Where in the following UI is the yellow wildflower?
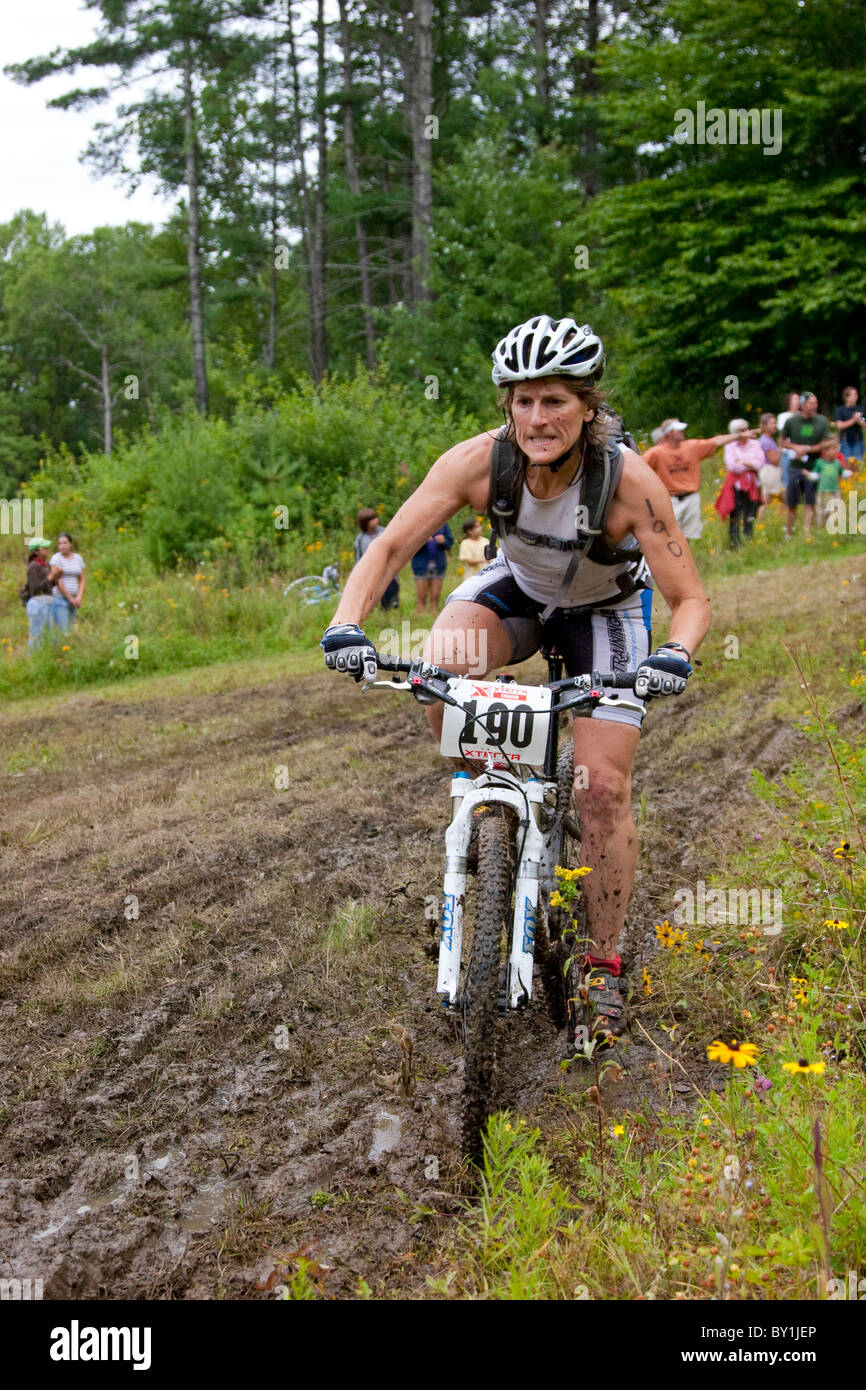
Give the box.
[782,1059,825,1075]
[555,865,592,881]
[707,1039,759,1068]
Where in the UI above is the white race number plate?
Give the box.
[440,680,552,765]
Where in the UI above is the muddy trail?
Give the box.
[0,625,833,1299]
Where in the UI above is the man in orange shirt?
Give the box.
[643,418,756,540]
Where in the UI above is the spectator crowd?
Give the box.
[643,388,862,547]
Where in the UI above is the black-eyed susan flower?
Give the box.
[642,968,652,996]
[707,1039,759,1068]
[833,842,853,860]
[782,1058,826,1075]
[824,918,849,930]
[655,920,673,946]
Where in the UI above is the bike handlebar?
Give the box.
[375,651,637,687]
[371,652,647,709]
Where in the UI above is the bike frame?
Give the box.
[367,654,644,1014]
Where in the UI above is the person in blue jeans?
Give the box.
[23,538,56,646]
[834,386,864,465]
[776,390,801,490]
[49,532,86,632]
[411,523,453,614]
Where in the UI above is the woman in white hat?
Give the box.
[721,418,763,546]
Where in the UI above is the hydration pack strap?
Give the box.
[539,548,585,623]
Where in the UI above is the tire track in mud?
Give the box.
[0,660,837,1299]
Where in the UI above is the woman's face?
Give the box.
[510,378,594,465]
[58,536,72,555]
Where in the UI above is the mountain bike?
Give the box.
[364,650,645,1160]
[283,563,341,605]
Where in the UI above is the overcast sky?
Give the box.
[1,1,177,236]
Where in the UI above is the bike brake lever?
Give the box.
[597,692,645,715]
[362,675,412,691]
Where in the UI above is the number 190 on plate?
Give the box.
[440,680,552,765]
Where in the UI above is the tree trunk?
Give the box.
[101,343,112,454]
[182,45,209,415]
[534,0,549,137]
[338,0,376,369]
[407,0,433,304]
[287,1,326,381]
[311,0,328,379]
[265,53,279,371]
[583,0,600,198]
[266,155,278,370]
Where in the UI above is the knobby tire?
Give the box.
[460,812,514,1162]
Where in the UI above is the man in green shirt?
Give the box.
[780,393,829,538]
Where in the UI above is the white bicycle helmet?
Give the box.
[491,315,605,386]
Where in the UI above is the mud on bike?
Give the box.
[363,649,647,1160]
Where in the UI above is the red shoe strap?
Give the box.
[584,953,622,977]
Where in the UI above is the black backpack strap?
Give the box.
[581,441,624,537]
[486,432,524,528]
[486,431,525,559]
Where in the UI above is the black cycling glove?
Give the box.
[634,644,693,698]
[321,623,377,682]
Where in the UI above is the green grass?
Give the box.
[324,901,376,955]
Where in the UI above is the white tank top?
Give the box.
[499,458,648,607]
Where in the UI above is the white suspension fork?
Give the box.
[508,779,547,1009]
[436,772,473,1006]
[436,773,551,1010]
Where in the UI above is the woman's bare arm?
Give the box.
[331,433,493,626]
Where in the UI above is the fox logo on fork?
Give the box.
[440,893,456,951]
[522,896,537,955]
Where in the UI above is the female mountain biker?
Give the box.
[321,315,711,1041]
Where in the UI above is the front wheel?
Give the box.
[460,812,514,1162]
